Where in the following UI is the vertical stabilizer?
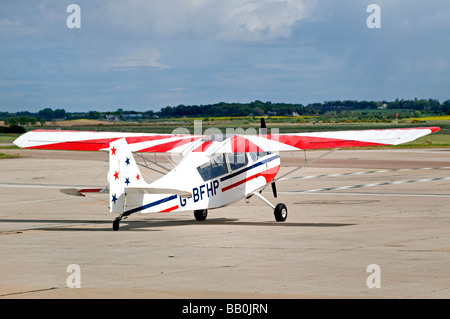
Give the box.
[109,138,146,213]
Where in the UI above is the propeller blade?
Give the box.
[260,118,267,135]
[260,117,267,129]
[271,182,277,198]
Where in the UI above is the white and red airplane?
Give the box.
[13,120,440,230]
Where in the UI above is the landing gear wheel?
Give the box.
[274,203,287,222]
[113,217,121,231]
[194,209,208,221]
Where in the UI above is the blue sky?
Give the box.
[0,0,449,112]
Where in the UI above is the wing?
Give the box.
[13,129,204,153]
[14,127,440,154]
[210,127,441,153]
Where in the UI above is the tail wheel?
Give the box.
[194,209,208,221]
[274,203,287,222]
[113,218,121,231]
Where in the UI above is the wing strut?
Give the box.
[135,152,171,175]
[275,147,341,182]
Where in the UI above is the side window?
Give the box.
[249,151,272,162]
[197,154,228,181]
[228,153,248,171]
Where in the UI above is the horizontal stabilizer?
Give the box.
[60,187,108,197]
[125,186,191,198]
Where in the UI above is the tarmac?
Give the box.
[0,147,449,299]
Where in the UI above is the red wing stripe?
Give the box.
[192,141,214,152]
[275,135,385,150]
[138,136,202,152]
[26,135,180,152]
[231,136,263,153]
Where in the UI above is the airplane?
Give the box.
[13,120,440,231]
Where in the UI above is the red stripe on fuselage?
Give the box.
[222,165,280,192]
[159,205,179,213]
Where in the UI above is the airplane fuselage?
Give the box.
[123,151,280,215]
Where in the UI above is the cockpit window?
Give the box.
[197,154,228,181]
[249,151,272,162]
[228,153,248,171]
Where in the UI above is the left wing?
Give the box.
[14,129,204,153]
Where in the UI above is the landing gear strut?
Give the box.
[251,191,288,222]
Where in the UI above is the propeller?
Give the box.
[260,118,277,198]
[260,117,267,133]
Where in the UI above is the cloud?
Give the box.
[104,0,316,42]
[218,0,316,41]
[103,48,170,70]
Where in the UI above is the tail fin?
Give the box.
[109,138,191,215]
[109,138,147,213]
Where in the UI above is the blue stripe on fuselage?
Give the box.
[123,194,177,216]
[220,154,280,182]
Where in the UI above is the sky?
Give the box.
[0,0,449,113]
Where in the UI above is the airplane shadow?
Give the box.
[0,218,355,232]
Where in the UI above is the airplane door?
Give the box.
[226,153,249,192]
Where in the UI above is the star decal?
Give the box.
[125,157,130,166]
[136,174,140,181]
[111,194,117,204]
[113,170,119,180]
[125,177,130,186]
[111,146,117,155]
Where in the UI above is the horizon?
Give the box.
[2,98,449,115]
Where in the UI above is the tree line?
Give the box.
[1,99,449,124]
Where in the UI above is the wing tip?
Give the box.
[429,127,441,133]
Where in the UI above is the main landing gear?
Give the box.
[194,209,208,221]
[250,191,288,222]
[274,203,288,222]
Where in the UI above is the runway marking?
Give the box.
[280,167,450,181]
[0,182,99,189]
[277,191,450,198]
[0,197,75,206]
[433,247,450,252]
[277,176,450,194]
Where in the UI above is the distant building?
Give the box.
[105,115,120,121]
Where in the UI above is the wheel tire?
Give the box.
[113,218,120,231]
[194,209,208,221]
[274,203,287,222]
